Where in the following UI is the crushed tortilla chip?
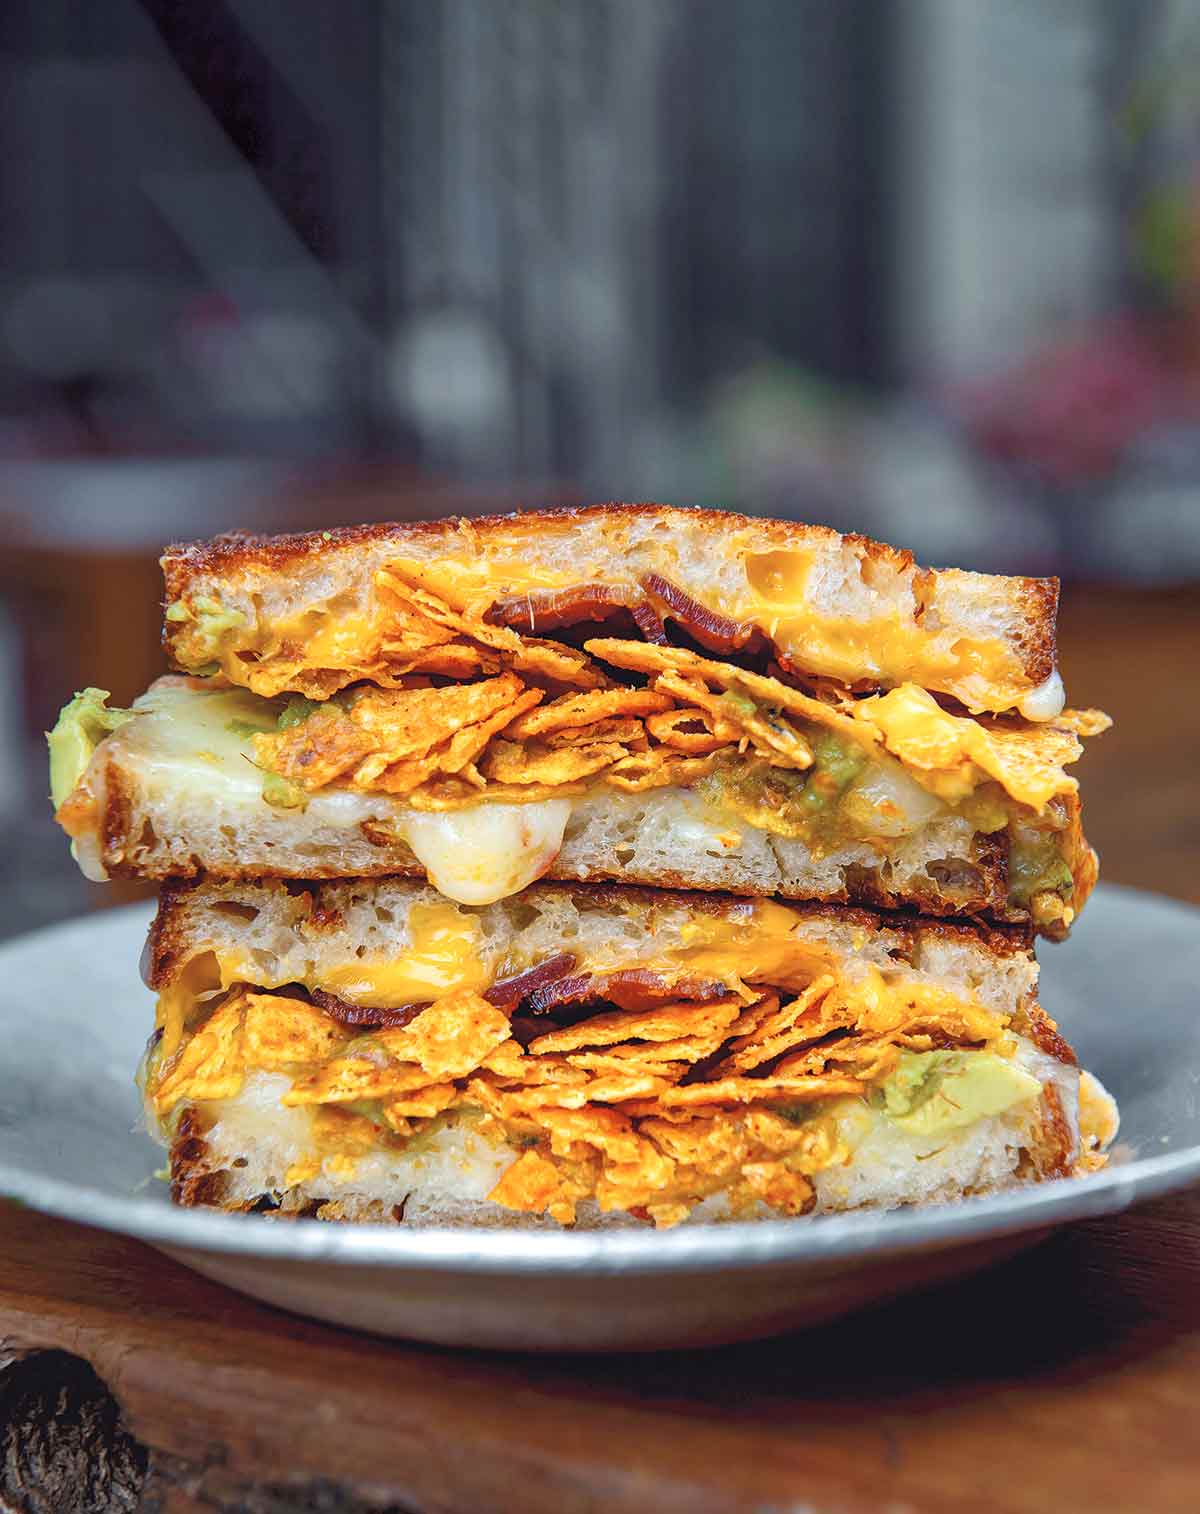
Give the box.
[282,1057,438,1107]
[242,993,351,1070]
[376,990,512,1080]
[154,995,247,1113]
[504,686,673,740]
[527,996,743,1054]
[487,1149,587,1226]
[480,738,630,787]
[645,705,740,754]
[545,717,647,748]
[382,1082,460,1121]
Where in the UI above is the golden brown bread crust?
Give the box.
[143,874,1035,993]
[162,504,906,579]
[160,502,1060,693]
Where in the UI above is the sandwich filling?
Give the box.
[53,570,1106,928]
[142,893,1114,1228]
[161,515,1065,719]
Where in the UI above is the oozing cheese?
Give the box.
[76,680,573,904]
[402,801,571,905]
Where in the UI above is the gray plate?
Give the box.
[1,883,1198,1350]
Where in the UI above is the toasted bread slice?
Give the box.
[142,877,1116,1229]
[161,503,1064,718]
[55,678,1098,937]
[57,680,1098,936]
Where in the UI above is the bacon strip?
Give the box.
[525,973,596,1015]
[309,989,422,1030]
[630,602,669,645]
[524,968,729,1016]
[485,586,641,634]
[600,969,727,1011]
[483,953,578,1012]
[641,573,761,655]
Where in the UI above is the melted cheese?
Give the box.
[318,902,489,1005]
[276,610,377,667]
[191,892,1010,1036]
[155,982,192,1062]
[854,685,1080,811]
[1019,670,1065,722]
[383,555,575,614]
[176,539,1051,716]
[402,801,571,905]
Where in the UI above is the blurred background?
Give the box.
[2,0,1198,934]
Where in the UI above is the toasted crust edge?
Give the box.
[143,874,1036,992]
[160,502,1060,689]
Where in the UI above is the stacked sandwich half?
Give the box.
[50,505,1117,1228]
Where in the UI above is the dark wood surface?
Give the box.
[1,584,1198,1513]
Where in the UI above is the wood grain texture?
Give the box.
[2,1194,1200,1514]
[0,586,1196,1513]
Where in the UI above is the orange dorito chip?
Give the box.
[349,674,535,779]
[531,1105,644,1164]
[154,995,247,1113]
[495,1072,676,1113]
[254,707,377,790]
[652,671,812,769]
[528,997,744,1055]
[565,1047,692,1073]
[739,1162,815,1216]
[381,643,500,680]
[645,706,739,755]
[488,1150,588,1225]
[655,1072,862,1108]
[714,977,840,1074]
[242,994,351,1071]
[378,991,513,1081]
[604,751,720,791]
[545,717,647,748]
[507,638,610,691]
[382,1082,460,1122]
[637,1113,751,1169]
[369,687,545,796]
[480,738,629,787]
[480,1042,529,1079]
[587,637,874,756]
[254,673,543,797]
[282,1057,437,1107]
[504,686,673,740]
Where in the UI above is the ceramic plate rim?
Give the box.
[3,885,1199,1277]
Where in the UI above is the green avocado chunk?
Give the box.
[877,1049,1042,1137]
[1009,835,1074,906]
[47,688,136,810]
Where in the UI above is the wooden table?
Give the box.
[1,585,1198,1514]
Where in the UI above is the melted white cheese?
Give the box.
[1018,669,1065,722]
[94,679,572,904]
[402,801,572,905]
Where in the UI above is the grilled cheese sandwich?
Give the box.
[143,879,1117,1228]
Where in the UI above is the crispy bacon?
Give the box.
[522,967,729,1016]
[525,973,596,1015]
[309,989,423,1030]
[485,586,641,634]
[483,953,578,1012]
[630,602,669,645]
[486,574,766,660]
[601,969,727,1011]
[641,573,761,655]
